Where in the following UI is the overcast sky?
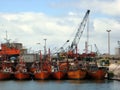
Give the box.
[0,0,120,55]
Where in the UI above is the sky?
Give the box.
[0,0,120,55]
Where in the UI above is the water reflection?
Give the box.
[67,80,87,84]
[67,79,107,84]
[0,80,119,90]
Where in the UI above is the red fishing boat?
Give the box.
[87,68,106,80]
[0,61,13,80]
[34,60,51,80]
[33,50,51,80]
[14,57,30,80]
[85,56,107,80]
[81,54,107,79]
[67,60,87,80]
[51,61,67,80]
[0,40,18,80]
[34,64,51,80]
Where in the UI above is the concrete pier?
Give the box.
[108,62,120,80]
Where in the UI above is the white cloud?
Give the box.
[0,12,79,53]
[50,0,120,16]
[92,17,120,54]
[0,8,119,55]
[100,0,120,16]
[68,12,77,16]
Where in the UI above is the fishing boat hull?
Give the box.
[34,71,50,80]
[67,69,86,80]
[52,71,66,80]
[87,69,106,80]
[14,72,30,80]
[0,72,11,80]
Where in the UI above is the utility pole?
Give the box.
[106,30,111,56]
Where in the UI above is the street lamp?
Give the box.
[106,30,111,56]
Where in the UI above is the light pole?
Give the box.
[106,30,111,56]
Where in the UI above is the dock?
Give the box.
[108,60,120,80]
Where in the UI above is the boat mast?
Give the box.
[85,14,89,54]
[4,30,10,61]
[5,30,11,43]
[40,50,43,71]
[44,39,47,59]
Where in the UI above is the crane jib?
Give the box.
[70,10,90,51]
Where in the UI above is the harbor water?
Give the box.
[0,80,119,90]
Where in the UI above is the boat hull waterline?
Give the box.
[14,72,30,80]
[34,71,50,80]
[67,69,86,80]
[87,69,106,80]
[52,71,66,80]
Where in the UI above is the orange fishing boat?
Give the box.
[14,57,30,80]
[34,62,51,80]
[67,60,87,80]
[51,61,67,80]
[33,49,51,80]
[0,42,15,80]
[87,68,106,80]
[86,62,107,80]
[0,40,21,79]
[0,61,13,80]
[34,60,51,80]
[85,56,107,80]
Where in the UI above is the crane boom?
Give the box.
[70,10,90,51]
